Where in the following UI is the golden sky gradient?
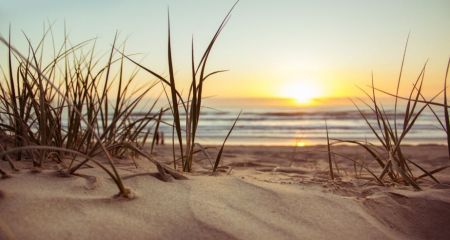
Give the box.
[1,0,449,105]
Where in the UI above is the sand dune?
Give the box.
[1,145,450,240]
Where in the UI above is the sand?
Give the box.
[1,144,450,240]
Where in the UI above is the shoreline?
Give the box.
[200,142,449,147]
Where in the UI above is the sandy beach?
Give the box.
[1,144,449,240]
[1,1,450,239]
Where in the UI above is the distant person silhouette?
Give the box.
[155,132,160,145]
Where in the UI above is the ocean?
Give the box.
[150,98,448,146]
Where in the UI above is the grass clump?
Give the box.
[0,2,241,198]
[0,27,172,197]
[122,1,240,172]
[326,39,450,190]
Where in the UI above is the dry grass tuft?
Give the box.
[326,39,450,190]
[0,28,164,197]
[0,2,240,197]
[122,1,240,173]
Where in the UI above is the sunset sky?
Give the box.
[1,0,449,104]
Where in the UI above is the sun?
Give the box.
[280,80,323,104]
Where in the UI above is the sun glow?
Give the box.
[280,81,324,104]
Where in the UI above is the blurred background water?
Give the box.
[139,98,448,146]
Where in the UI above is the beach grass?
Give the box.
[0,2,241,198]
[326,40,450,189]
[0,28,169,197]
[1,2,450,240]
[0,0,448,195]
[121,1,239,172]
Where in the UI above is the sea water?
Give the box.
[148,99,447,146]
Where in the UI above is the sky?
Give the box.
[1,0,449,105]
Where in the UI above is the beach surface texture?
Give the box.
[1,145,449,240]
